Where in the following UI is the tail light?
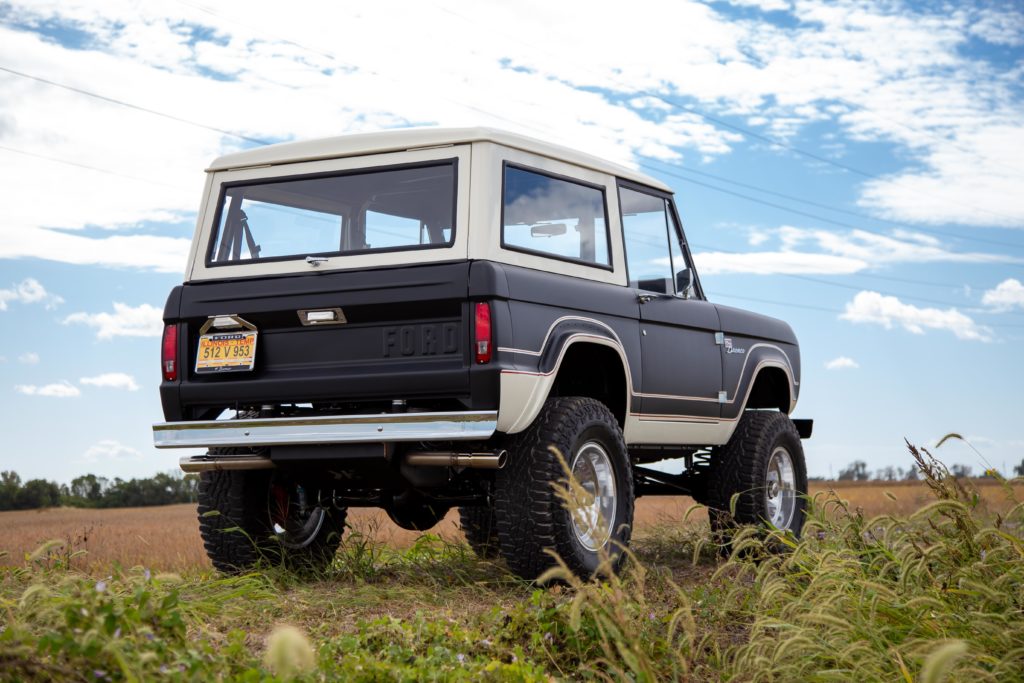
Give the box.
[162,324,178,381]
[474,302,492,364]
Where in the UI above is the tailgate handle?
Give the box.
[297,308,347,326]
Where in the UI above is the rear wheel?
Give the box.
[197,458,346,573]
[699,411,807,547]
[494,397,634,581]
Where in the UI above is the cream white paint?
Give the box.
[207,127,669,191]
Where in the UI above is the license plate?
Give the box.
[195,331,258,373]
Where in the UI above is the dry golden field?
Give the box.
[2,479,1020,573]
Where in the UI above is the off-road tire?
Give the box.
[197,455,346,573]
[459,505,500,559]
[699,411,807,546]
[494,397,634,581]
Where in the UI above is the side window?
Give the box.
[502,165,611,267]
[667,207,695,299]
[620,187,695,297]
[620,187,673,293]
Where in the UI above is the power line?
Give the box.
[735,49,1024,177]
[0,144,190,190]
[0,65,272,146]
[428,1,1020,224]
[672,171,1024,262]
[690,241,1014,309]
[641,160,1024,252]
[172,0,555,139]
[170,0,1022,252]
[710,291,1023,329]
[6,8,1020,276]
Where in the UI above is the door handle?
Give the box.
[637,294,656,304]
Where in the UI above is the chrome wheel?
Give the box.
[765,446,797,529]
[569,441,617,552]
[270,482,327,550]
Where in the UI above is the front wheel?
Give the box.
[494,397,634,580]
[702,411,808,544]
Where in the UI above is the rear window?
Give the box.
[208,161,456,265]
[501,164,611,268]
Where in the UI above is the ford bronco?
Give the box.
[152,127,811,579]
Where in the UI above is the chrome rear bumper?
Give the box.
[152,410,498,449]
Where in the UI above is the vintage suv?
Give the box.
[152,127,812,579]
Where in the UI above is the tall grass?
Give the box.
[1,441,1021,681]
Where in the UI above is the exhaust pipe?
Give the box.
[179,454,275,473]
[405,449,508,470]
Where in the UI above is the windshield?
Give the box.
[208,161,456,264]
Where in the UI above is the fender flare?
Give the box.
[496,318,633,434]
[723,343,798,420]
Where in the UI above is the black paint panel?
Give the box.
[160,263,479,420]
[499,266,641,387]
[715,304,797,345]
[638,297,722,419]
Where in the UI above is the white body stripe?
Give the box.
[496,316,797,444]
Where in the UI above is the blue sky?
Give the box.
[0,0,1022,483]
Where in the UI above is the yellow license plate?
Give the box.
[195,331,258,373]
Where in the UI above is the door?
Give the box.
[619,184,722,421]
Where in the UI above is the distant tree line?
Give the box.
[833,459,1024,482]
[0,470,199,511]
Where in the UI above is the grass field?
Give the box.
[2,455,1022,681]
[3,479,1020,572]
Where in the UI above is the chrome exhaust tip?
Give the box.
[404,449,508,469]
[179,454,275,473]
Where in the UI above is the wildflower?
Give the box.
[144,568,151,581]
[93,671,106,679]
[113,628,121,638]
[95,580,107,593]
[543,632,553,643]
[456,653,466,663]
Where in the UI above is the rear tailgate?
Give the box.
[161,262,472,419]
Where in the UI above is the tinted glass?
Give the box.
[209,162,455,264]
[502,166,610,267]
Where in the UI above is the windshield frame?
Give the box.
[204,158,459,268]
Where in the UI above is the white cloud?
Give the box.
[0,230,192,274]
[840,291,992,342]
[80,372,140,391]
[15,381,81,397]
[825,356,859,370]
[777,226,1013,266]
[698,226,1016,276]
[82,439,141,462]
[747,228,771,246]
[63,302,163,340]
[0,278,63,311]
[981,278,1024,312]
[0,0,1019,282]
[17,352,40,365]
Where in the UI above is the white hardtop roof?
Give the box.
[206,126,671,192]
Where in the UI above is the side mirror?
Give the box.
[530,223,567,237]
[676,268,694,299]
